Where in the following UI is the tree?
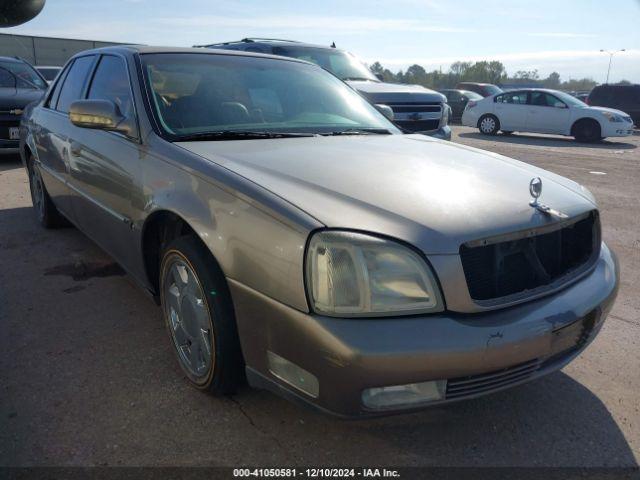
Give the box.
[461,61,507,84]
[369,61,397,82]
[450,61,472,77]
[544,71,561,89]
[404,64,428,85]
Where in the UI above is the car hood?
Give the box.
[584,105,631,117]
[0,87,45,110]
[177,134,597,254]
[346,80,446,104]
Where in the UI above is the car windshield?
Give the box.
[270,46,378,82]
[552,90,587,107]
[141,53,398,139]
[0,60,47,89]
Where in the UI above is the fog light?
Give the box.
[362,380,446,409]
[267,351,319,398]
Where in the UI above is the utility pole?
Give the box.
[600,49,625,84]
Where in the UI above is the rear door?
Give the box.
[493,91,528,130]
[33,55,96,219]
[526,91,571,134]
[445,90,465,120]
[65,53,141,270]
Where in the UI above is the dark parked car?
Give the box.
[438,89,483,122]
[36,66,63,84]
[455,82,503,98]
[198,38,451,140]
[588,84,639,126]
[1,56,47,152]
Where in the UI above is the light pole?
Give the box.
[600,49,625,84]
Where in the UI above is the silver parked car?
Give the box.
[20,46,619,417]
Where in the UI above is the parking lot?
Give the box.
[1,126,638,467]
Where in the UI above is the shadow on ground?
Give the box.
[458,131,637,150]
[0,202,637,466]
[0,154,22,172]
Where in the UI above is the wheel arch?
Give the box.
[140,209,225,299]
[22,143,34,172]
[570,116,602,136]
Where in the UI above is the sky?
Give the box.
[4,0,640,83]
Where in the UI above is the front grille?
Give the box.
[460,211,600,303]
[394,119,440,132]
[446,358,542,399]
[388,102,442,132]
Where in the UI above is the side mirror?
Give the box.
[374,72,384,81]
[375,104,394,121]
[554,101,567,108]
[69,99,133,136]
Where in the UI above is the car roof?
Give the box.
[198,38,336,50]
[0,56,29,64]
[592,83,640,89]
[68,45,315,65]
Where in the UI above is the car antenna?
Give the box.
[331,42,336,48]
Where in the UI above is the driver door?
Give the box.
[65,54,142,271]
[526,92,571,134]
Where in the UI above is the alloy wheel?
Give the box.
[162,255,214,382]
[480,117,496,134]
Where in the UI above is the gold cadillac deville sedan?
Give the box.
[19,46,618,417]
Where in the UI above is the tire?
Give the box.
[478,114,499,135]
[160,235,244,395]
[27,156,68,228]
[572,119,602,143]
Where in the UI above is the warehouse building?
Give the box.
[0,32,128,66]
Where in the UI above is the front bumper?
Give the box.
[230,244,619,418]
[601,121,635,138]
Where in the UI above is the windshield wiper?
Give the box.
[323,128,392,136]
[176,130,316,141]
[342,76,377,82]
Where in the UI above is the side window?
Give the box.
[531,92,563,107]
[496,92,527,104]
[46,64,70,109]
[509,92,527,104]
[88,55,134,118]
[56,56,95,113]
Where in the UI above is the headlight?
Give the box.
[440,104,450,127]
[305,231,442,317]
[601,111,623,122]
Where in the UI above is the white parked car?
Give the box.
[462,88,635,142]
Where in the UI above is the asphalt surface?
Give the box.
[1,126,639,467]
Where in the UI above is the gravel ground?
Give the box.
[1,126,638,467]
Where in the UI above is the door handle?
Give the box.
[70,143,82,157]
